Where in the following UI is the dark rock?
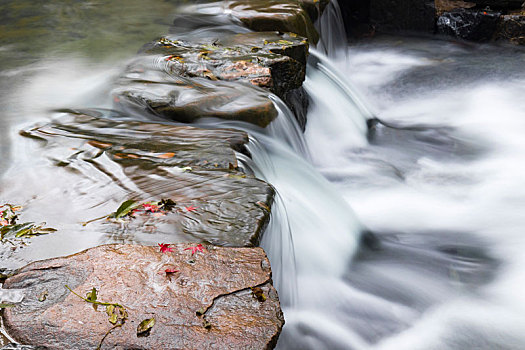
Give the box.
[495,14,525,44]
[226,0,320,43]
[370,0,436,33]
[22,112,275,247]
[437,8,501,41]
[470,0,524,10]
[2,244,284,349]
[282,87,309,131]
[298,0,331,22]
[337,0,371,38]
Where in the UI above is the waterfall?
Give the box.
[207,45,374,347]
[314,0,348,58]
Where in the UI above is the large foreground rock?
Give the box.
[2,244,284,349]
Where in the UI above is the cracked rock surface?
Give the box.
[2,244,284,349]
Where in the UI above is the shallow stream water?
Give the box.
[2,1,525,349]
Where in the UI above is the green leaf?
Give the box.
[38,289,49,302]
[137,318,156,337]
[108,312,118,325]
[7,222,35,238]
[109,200,139,219]
[106,304,115,317]
[0,303,14,308]
[86,287,97,302]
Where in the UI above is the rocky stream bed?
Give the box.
[2,0,525,349]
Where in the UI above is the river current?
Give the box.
[2,1,525,349]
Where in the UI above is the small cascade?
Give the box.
[314,0,348,58]
[304,50,372,167]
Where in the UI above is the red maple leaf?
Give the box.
[184,206,197,212]
[158,243,174,253]
[165,268,179,274]
[143,203,160,213]
[184,244,205,255]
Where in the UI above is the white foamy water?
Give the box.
[280,36,525,349]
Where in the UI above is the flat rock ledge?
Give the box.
[2,244,284,349]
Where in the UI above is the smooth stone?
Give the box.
[2,244,284,349]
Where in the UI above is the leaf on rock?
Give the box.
[38,289,49,302]
[86,287,98,311]
[137,318,156,337]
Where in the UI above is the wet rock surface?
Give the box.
[114,31,309,127]
[226,0,320,43]
[21,111,274,247]
[2,244,284,349]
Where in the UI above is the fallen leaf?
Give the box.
[157,152,175,159]
[158,243,174,253]
[184,244,205,255]
[251,287,266,302]
[142,203,160,213]
[109,200,139,219]
[38,290,49,302]
[184,206,197,212]
[137,318,156,337]
[86,287,98,311]
[87,140,112,149]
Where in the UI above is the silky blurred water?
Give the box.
[2,0,525,349]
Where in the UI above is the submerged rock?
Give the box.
[21,112,274,247]
[114,31,309,127]
[437,8,501,41]
[2,244,284,349]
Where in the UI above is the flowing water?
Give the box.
[2,1,525,349]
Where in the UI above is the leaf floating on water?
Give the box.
[137,318,156,337]
[156,152,175,159]
[184,206,198,213]
[1,221,56,241]
[38,289,49,302]
[87,140,113,149]
[109,200,139,219]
